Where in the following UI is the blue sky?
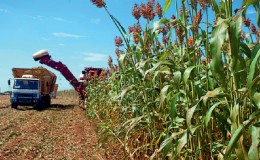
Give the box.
[0,0,257,92]
[0,0,149,92]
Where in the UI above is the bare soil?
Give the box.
[0,94,108,160]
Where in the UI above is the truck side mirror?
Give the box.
[8,79,10,86]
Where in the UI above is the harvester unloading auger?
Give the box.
[32,50,89,109]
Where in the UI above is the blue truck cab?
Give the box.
[9,77,41,108]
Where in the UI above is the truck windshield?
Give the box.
[14,79,39,90]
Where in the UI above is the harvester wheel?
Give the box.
[79,99,86,110]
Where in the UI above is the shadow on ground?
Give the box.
[47,104,75,110]
[13,104,75,111]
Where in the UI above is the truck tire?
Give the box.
[45,95,51,107]
[11,103,18,109]
[35,102,44,111]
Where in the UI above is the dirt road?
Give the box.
[0,94,106,160]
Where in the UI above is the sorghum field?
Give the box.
[87,0,260,159]
[0,91,114,160]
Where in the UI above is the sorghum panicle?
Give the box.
[132,4,141,20]
[195,9,202,25]
[198,0,208,9]
[171,14,177,27]
[193,9,202,31]
[129,23,142,44]
[162,36,169,44]
[158,25,169,36]
[148,0,154,6]
[90,0,105,8]
[250,23,257,34]
[201,58,207,64]
[140,2,155,21]
[128,23,142,34]
[187,37,194,48]
[108,56,113,69]
[240,30,245,41]
[155,2,162,19]
[98,69,108,81]
[175,26,184,44]
[243,18,251,27]
[165,23,171,31]
[114,36,123,47]
[115,48,120,58]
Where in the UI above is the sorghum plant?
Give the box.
[88,0,260,159]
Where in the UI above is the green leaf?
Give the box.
[177,131,187,154]
[253,92,260,108]
[119,53,126,68]
[203,87,226,98]
[153,67,171,82]
[119,85,133,102]
[153,18,170,33]
[242,0,259,17]
[230,15,248,86]
[209,0,220,15]
[163,0,172,14]
[153,20,161,33]
[160,85,170,107]
[210,18,229,84]
[230,14,242,65]
[158,130,184,152]
[170,93,179,119]
[247,49,260,89]
[144,62,161,78]
[177,127,198,155]
[242,0,259,8]
[248,125,260,160]
[183,65,205,86]
[173,71,181,89]
[159,52,172,61]
[225,111,260,159]
[205,100,226,127]
[186,100,201,128]
[240,42,252,59]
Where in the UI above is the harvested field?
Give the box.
[0,94,107,160]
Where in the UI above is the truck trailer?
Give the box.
[9,67,57,109]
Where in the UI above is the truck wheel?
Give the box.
[46,95,51,107]
[35,103,43,111]
[11,103,18,109]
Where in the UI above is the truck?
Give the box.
[9,67,57,109]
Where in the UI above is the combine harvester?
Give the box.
[32,50,102,109]
[9,67,57,110]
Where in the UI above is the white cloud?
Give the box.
[91,18,101,24]
[54,17,72,23]
[41,37,50,41]
[0,9,9,13]
[52,32,85,38]
[58,43,65,46]
[247,9,256,14]
[83,53,107,62]
[34,15,45,19]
